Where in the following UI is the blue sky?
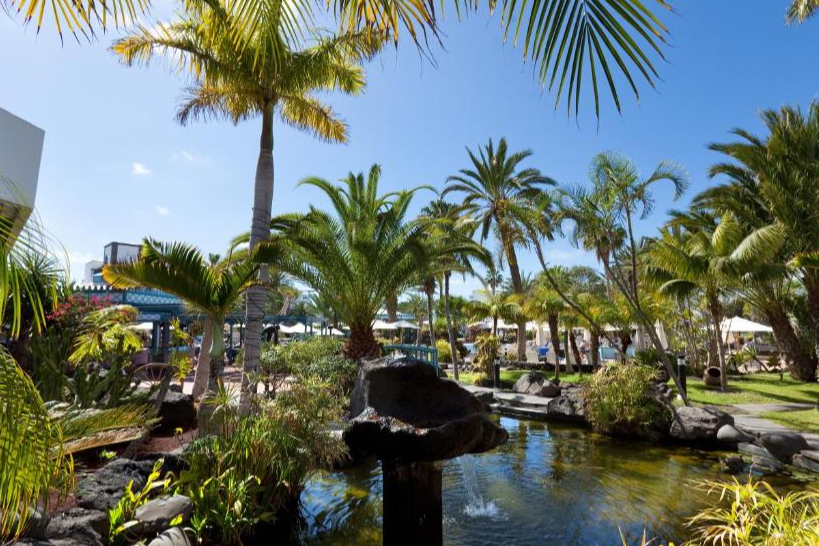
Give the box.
[1,0,818,296]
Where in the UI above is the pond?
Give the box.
[298,416,810,546]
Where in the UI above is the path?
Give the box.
[729,402,819,443]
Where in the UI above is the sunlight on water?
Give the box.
[459,455,505,520]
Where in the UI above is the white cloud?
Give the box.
[132,162,153,176]
[155,205,170,216]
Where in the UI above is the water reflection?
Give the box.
[300,417,810,546]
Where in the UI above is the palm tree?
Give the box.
[269,165,441,361]
[400,292,428,345]
[102,238,277,401]
[112,5,384,402]
[444,137,555,362]
[702,101,819,381]
[466,287,520,338]
[528,270,569,379]
[418,198,489,379]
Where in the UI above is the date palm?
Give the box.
[269,165,436,361]
[112,8,384,401]
[444,137,555,362]
[528,269,569,378]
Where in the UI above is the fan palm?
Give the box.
[102,238,279,400]
[112,5,384,402]
[444,137,555,362]
[269,165,438,361]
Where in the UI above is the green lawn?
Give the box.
[677,373,819,407]
[455,369,587,386]
[761,409,819,434]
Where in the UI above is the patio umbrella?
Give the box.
[720,316,773,333]
[372,320,398,330]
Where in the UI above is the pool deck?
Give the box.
[461,383,819,443]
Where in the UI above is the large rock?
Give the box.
[544,384,585,423]
[794,453,819,473]
[344,357,508,462]
[716,424,755,444]
[512,372,560,397]
[669,406,733,441]
[152,391,196,433]
[148,528,193,546]
[46,508,108,542]
[759,431,810,463]
[133,495,193,537]
[76,458,156,511]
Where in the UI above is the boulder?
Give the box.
[669,406,733,441]
[720,456,745,475]
[793,453,819,473]
[544,384,585,423]
[152,391,196,433]
[473,391,494,407]
[76,458,156,511]
[148,528,193,546]
[133,495,193,537]
[46,508,108,542]
[759,431,810,463]
[344,357,508,462]
[512,372,559,397]
[716,424,755,444]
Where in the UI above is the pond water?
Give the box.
[296,416,812,546]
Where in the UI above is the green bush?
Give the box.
[259,337,357,395]
[583,363,671,437]
[436,339,452,363]
[176,380,347,545]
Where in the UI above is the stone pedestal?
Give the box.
[382,461,443,546]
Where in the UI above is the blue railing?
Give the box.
[382,344,438,373]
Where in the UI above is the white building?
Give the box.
[0,107,44,238]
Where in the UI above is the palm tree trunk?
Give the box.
[564,329,574,374]
[501,235,527,363]
[801,271,819,365]
[198,314,226,436]
[766,305,817,381]
[590,332,600,368]
[444,272,459,380]
[345,325,381,362]
[191,317,213,399]
[425,279,436,347]
[386,293,398,322]
[707,293,728,390]
[241,102,275,408]
[568,330,581,375]
[548,314,561,380]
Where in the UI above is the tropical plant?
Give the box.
[466,287,520,337]
[103,238,281,408]
[700,101,819,381]
[176,380,347,544]
[112,4,385,405]
[472,333,500,385]
[583,362,670,437]
[528,268,569,378]
[269,165,439,361]
[399,292,428,345]
[444,137,555,362]
[108,459,175,545]
[686,478,819,546]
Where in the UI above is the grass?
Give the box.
[761,409,819,434]
[455,369,588,386]
[676,373,819,407]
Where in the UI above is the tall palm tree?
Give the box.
[418,198,489,379]
[702,101,819,380]
[444,137,555,362]
[466,287,520,338]
[269,165,446,361]
[112,5,384,402]
[528,269,569,379]
[102,238,278,400]
[400,292,428,345]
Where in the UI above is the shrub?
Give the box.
[259,337,357,396]
[686,478,819,546]
[176,380,347,545]
[108,459,175,545]
[436,339,452,363]
[583,363,671,437]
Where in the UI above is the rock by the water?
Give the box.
[544,384,585,423]
[669,407,733,441]
[344,357,508,462]
[133,495,193,537]
[716,424,755,444]
[721,456,745,475]
[76,458,156,511]
[152,391,196,433]
[473,391,494,406]
[513,372,560,397]
[739,442,776,459]
[793,453,819,473]
[46,508,108,542]
[148,528,193,546]
[759,431,810,463]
